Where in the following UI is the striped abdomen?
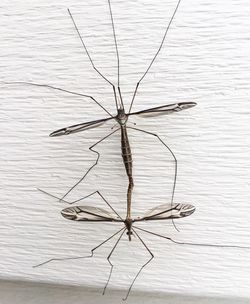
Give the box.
[121,126,134,219]
[121,126,133,178]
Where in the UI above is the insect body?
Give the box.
[49,99,196,243]
[3,0,196,210]
[61,202,196,238]
[37,186,198,300]
[61,202,195,243]
[50,101,196,218]
[37,188,250,301]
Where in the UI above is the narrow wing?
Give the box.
[61,206,122,221]
[135,203,195,221]
[128,102,196,118]
[50,117,114,137]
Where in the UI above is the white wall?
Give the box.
[1,0,250,302]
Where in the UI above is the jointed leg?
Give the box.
[133,226,250,250]
[128,126,179,231]
[71,190,122,220]
[128,82,139,114]
[1,81,112,117]
[61,128,119,201]
[37,188,72,205]
[33,227,125,268]
[103,228,126,295]
[128,0,182,113]
[122,228,154,301]
[67,9,114,88]
[37,188,122,220]
[108,0,120,88]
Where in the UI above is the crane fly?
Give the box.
[3,0,196,218]
[36,188,250,301]
[49,101,196,220]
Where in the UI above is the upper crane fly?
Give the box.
[3,0,196,212]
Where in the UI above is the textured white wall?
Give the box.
[1,0,250,303]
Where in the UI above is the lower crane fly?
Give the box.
[36,188,250,301]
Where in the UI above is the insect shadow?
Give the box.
[3,0,196,222]
[36,188,250,301]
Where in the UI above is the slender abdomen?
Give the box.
[121,126,133,177]
[121,126,134,218]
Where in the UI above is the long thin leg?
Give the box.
[1,81,113,117]
[122,229,154,301]
[127,126,179,231]
[134,226,250,250]
[33,227,125,268]
[128,0,182,113]
[37,188,122,220]
[107,0,125,111]
[108,0,120,88]
[112,85,119,111]
[68,6,123,110]
[103,228,126,295]
[37,188,72,205]
[71,190,123,220]
[68,9,114,88]
[61,128,119,200]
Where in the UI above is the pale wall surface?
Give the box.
[1,0,250,303]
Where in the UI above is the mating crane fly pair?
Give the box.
[38,0,196,250]
[5,0,250,301]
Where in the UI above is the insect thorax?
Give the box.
[124,218,133,240]
[116,108,128,125]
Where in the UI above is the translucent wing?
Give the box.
[61,206,122,221]
[50,117,114,137]
[128,102,196,118]
[135,203,195,221]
